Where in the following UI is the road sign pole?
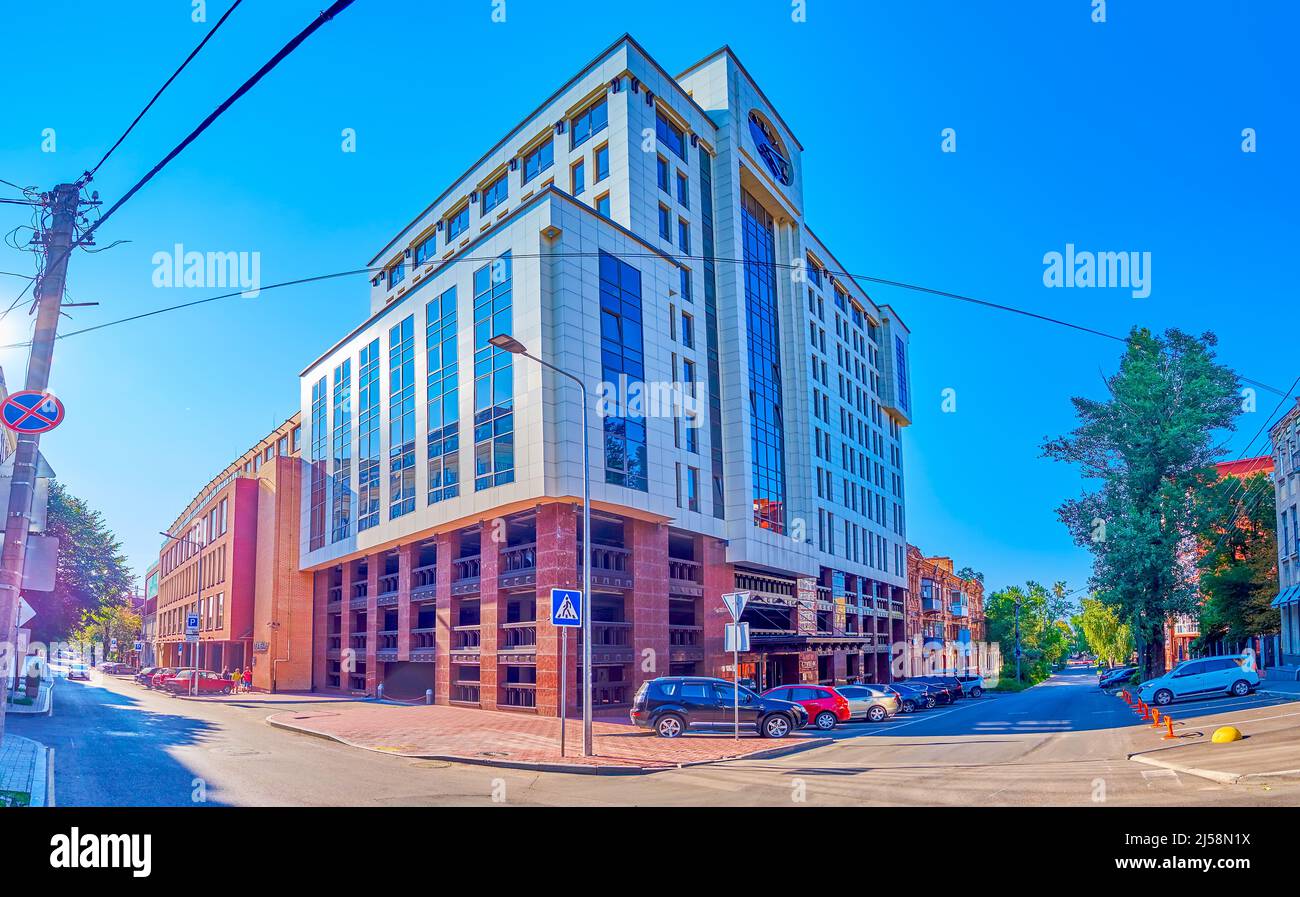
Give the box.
[560,628,567,757]
[734,639,739,740]
[0,183,78,747]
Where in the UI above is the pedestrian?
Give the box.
[226,668,237,693]
[242,667,252,693]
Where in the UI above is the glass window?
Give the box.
[387,260,405,288]
[481,173,508,215]
[656,156,670,192]
[522,139,553,184]
[599,251,647,492]
[356,339,381,531]
[473,253,515,491]
[595,193,611,217]
[679,267,692,303]
[414,233,436,266]
[426,286,460,505]
[678,219,691,254]
[742,189,787,534]
[658,205,671,240]
[571,158,585,195]
[308,378,328,550]
[570,99,608,148]
[330,358,352,542]
[594,144,609,182]
[681,312,695,349]
[388,316,417,518]
[446,205,469,242]
[676,171,689,208]
[656,109,686,160]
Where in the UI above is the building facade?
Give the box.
[904,547,987,676]
[298,36,914,713]
[155,415,313,691]
[1270,403,1300,672]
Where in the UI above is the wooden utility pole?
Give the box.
[0,182,78,745]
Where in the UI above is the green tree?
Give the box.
[956,566,984,584]
[1043,328,1240,680]
[985,581,1075,685]
[1078,596,1134,667]
[1191,472,1279,645]
[27,481,134,643]
[71,599,141,662]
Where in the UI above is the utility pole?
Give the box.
[1014,594,1022,682]
[0,182,79,745]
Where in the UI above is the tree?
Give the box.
[1191,472,1279,646]
[956,566,984,584]
[985,581,1076,685]
[72,599,141,662]
[26,481,134,643]
[1078,596,1134,667]
[1043,328,1241,680]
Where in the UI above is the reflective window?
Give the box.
[481,173,508,215]
[599,251,647,491]
[570,99,608,148]
[356,339,381,531]
[426,287,460,504]
[656,110,685,160]
[742,190,787,533]
[522,139,553,184]
[446,205,469,242]
[473,254,515,491]
[330,359,352,542]
[388,316,417,518]
[309,377,328,550]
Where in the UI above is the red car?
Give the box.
[150,667,189,689]
[761,684,852,730]
[163,670,232,695]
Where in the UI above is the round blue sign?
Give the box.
[1,390,64,434]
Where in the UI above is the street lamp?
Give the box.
[488,333,593,757]
[160,529,202,697]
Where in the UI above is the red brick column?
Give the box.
[339,562,355,687]
[629,519,669,690]
[311,570,328,690]
[434,531,455,706]
[397,544,415,661]
[365,555,380,694]
[478,521,503,710]
[700,536,732,678]
[535,502,579,717]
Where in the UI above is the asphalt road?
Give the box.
[11,665,1300,807]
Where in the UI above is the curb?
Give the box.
[1128,751,1300,786]
[265,715,833,775]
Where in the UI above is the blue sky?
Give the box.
[0,0,1295,599]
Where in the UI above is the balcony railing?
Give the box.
[501,683,536,709]
[378,573,399,595]
[451,682,480,704]
[349,634,367,651]
[453,556,481,582]
[378,630,398,650]
[921,597,942,613]
[411,627,436,649]
[669,625,701,646]
[584,621,632,647]
[452,625,481,651]
[327,635,341,650]
[351,581,369,599]
[668,559,701,584]
[326,585,343,608]
[950,603,969,618]
[586,545,631,574]
[501,543,537,573]
[412,563,437,593]
[500,622,537,649]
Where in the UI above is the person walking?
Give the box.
[242,667,252,693]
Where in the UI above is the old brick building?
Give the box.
[904,546,987,677]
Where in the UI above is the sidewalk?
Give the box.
[267,702,830,774]
[0,735,50,806]
[1128,694,1300,785]
[4,681,53,716]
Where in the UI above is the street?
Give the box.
[14,666,1300,807]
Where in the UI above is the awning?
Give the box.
[1271,586,1300,609]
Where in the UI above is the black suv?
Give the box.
[630,677,808,738]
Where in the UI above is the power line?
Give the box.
[87,0,245,179]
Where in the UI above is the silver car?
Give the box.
[835,685,900,722]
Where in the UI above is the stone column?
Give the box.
[339,561,355,688]
[365,556,379,694]
[311,570,328,690]
[629,519,669,692]
[700,536,732,678]
[434,531,455,705]
[534,502,578,717]
[397,544,416,661]
[478,521,502,710]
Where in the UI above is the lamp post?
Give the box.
[1014,592,1022,683]
[161,529,202,697]
[489,334,592,757]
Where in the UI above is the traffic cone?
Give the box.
[1163,716,1177,740]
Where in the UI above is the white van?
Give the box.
[1138,654,1259,706]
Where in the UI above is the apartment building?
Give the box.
[1270,402,1300,673]
[155,415,313,691]
[904,547,987,676]
[298,35,914,713]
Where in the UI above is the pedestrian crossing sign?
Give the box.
[550,588,582,627]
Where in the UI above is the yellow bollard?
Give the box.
[1211,726,1242,743]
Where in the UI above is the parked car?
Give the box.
[1099,666,1138,689]
[135,667,160,686]
[1138,655,1259,707]
[150,667,188,689]
[953,674,986,697]
[67,662,90,681]
[163,670,234,696]
[903,678,957,705]
[890,681,937,712]
[834,684,899,722]
[761,684,851,730]
[915,675,965,699]
[630,677,807,738]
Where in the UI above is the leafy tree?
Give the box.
[72,599,141,661]
[1043,328,1240,680]
[26,481,134,643]
[956,566,984,584]
[1191,472,1278,645]
[1078,596,1134,667]
[985,581,1075,685]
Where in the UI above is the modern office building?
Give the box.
[1270,404,1300,674]
[155,414,313,691]
[298,35,914,713]
[903,547,987,676]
